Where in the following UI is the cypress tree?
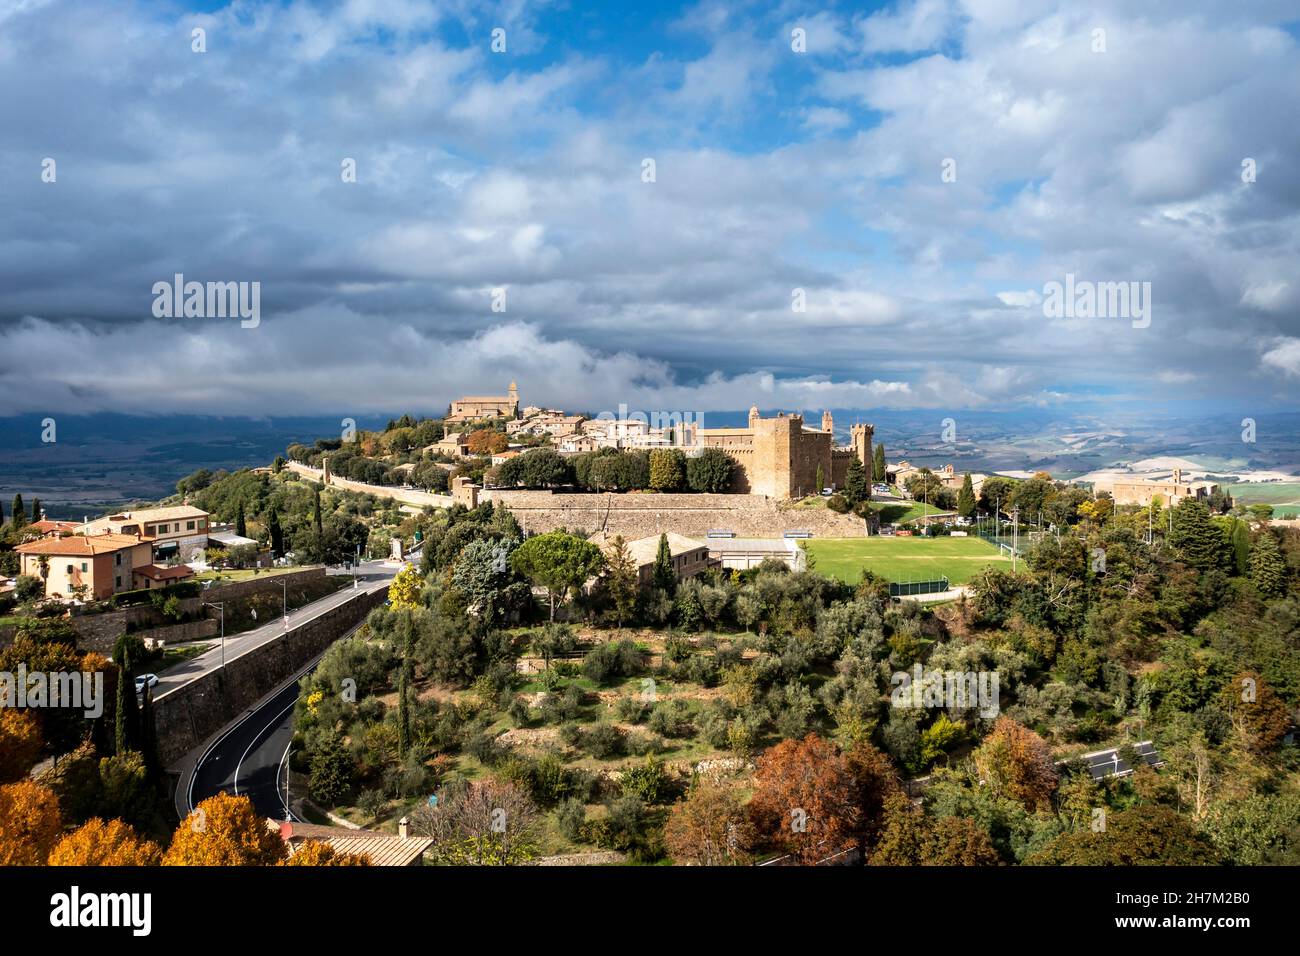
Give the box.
[873,443,887,483]
[815,464,825,495]
[957,474,977,518]
[236,501,247,538]
[139,683,161,783]
[653,533,677,595]
[844,457,868,506]
[268,509,283,557]
[0,498,5,525]
[113,636,141,755]
[30,497,41,522]
[1249,531,1286,597]
[11,494,24,529]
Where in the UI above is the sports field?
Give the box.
[804,536,1011,585]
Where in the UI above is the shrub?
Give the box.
[625,731,664,757]
[557,797,587,842]
[584,723,625,759]
[647,700,693,739]
[620,757,668,804]
[582,640,644,685]
[558,722,584,748]
[614,695,647,723]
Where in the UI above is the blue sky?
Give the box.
[1,0,1298,420]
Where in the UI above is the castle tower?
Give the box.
[821,409,834,433]
[748,404,760,428]
[508,381,518,399]
[850,423,874,472]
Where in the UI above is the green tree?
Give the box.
[844,457,868,506]
[308,733,355,806]
[956,474,976,518]
[1168,499,1229,571]
[112,635,145,756]
[872,443,887,483]
[685,447,733,493]
[1029,805,1218,865]
[648,449,686,491]
[1249,530,1286,597]
[30,497,41,523]
[814,463,825,494]
[604,535,638,628]
[268,509,283,557]
[235,501,247,538]
[511,531,606,621]
[10,494,25,529]
[652,533,676,595]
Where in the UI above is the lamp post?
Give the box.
[202,601,225,667]
[281,578,288,632]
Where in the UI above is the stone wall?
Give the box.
[285,460,454,510]
[155,586,387,767]
[135,618,220,647]
[481,490,867,539]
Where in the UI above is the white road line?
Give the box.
[233,699,297,796]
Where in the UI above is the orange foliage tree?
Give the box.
[1220,670,1291,754]
[973,716,1058,811]
[0,709,43,784]
[663,779,753,866]
[162,793,287,866]
[748,734,862,864]
[280,840,370,866]
[0,780,62,865]
[466,429,507,455]
[48,818,162,866]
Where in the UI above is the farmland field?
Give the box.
[804,535,1011,585]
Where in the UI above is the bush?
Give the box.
[625,730,664,756]
[559,722,584,748]
[614,695,648,723]
[557,797,587,842]
[826,494,850,514]
[14,575,43,602]
[584,723,625,759]
[582,640,644,685]
[647,699,693,739]
[620,757,668,804]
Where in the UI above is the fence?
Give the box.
[888,577,950,598]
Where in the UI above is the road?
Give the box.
[1077,740,1161,781]
[154,558,400,701]
[187,673,306,819]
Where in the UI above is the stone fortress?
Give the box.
[693,406,873,499]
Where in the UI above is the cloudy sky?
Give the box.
[1,0,1298,419]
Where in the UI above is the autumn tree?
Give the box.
[0,780,62,865]
[972,717,1058,811]
[748,734,861,864]
[387,562,424,608]
[664,779,753,866]
[869,793,1000,865]
[48,818,162,866]
[0,709,42,784]
[466,428,508,456]
[409,778,539,865]
[280,840,370,866]
[1220,670,1292,754]
[163,793,287,866]
[844,740,905,848]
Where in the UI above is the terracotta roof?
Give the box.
[26,520,79,536]
[134,564,194,582]
[15,533,147,556]
[275,821,433,866]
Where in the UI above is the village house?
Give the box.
[591,531,719,587]
[76,505,210,565]
[15,532,155,600]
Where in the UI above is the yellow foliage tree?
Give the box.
[387,563,423,609]
[0,709,43,784]
[0,780,62,865]
[162,793,287,866]
[48,818,162,866]
[280,839,370,866]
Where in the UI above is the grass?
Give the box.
[157,642,212,672]
[193,566,303,583]
[875,500,949,524]
[804,536,1010,585]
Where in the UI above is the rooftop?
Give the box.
[16,532,148,556]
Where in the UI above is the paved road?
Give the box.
[187,676,302,819]
[154,559,401,701]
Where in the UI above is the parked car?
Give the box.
[134,673,159,695]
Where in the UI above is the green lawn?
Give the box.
[804,536,1010,586]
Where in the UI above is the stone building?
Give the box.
[1094,468,1221,507]
[447,381,520,422]
[692,407,873,499]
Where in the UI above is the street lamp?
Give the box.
[281,579,288,631]
[202,601,225,667]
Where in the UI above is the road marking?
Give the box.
[233,698,297,796]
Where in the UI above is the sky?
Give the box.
[1,0,1298,421]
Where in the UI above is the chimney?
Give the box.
[398,817,409,840]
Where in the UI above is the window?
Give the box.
[187,521,196,530]
[156,524,169,534]
[81,562,88,572]
[115,576,121,588]
[66,564,74,575]
[115,553,122,565]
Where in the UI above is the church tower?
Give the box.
[821,409,834,433]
